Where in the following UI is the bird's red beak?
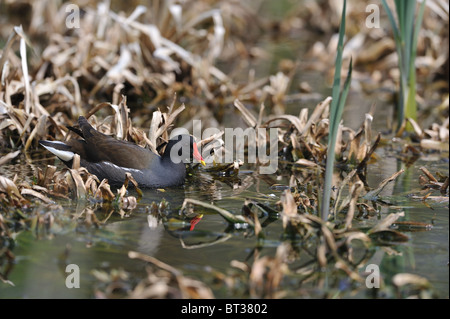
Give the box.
[190,214,203,231]
[193,142,206,166]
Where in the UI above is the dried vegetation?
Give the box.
[1,0,448,298]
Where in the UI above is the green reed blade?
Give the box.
[321,59,353,221]
[382,0,426,131]
[328,0,347,138]
[405,0,426,124]
[321,0,352,221]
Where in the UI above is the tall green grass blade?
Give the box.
[404,1,416,71]
[321,59,353,221]
[382,0,401,44]
[328,0,346,139]
[405,0,426,124]
[382,0,425,131]
[382,0,405,128]
[320,0,352,221]
[337,59,353,130]
[411,1,426,63]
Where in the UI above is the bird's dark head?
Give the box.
[164,134,205,166]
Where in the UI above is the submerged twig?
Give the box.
[181,198,254,227]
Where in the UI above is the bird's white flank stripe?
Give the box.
[41,144,75,162]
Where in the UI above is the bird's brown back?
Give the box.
[67,117,157,170]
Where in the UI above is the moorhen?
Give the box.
[39,116,205,188]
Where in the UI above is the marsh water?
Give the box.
[1,36,449,299]
[1,1,449,299]
[0,126,448,298]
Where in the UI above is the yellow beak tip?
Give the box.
[200,160,206,166]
